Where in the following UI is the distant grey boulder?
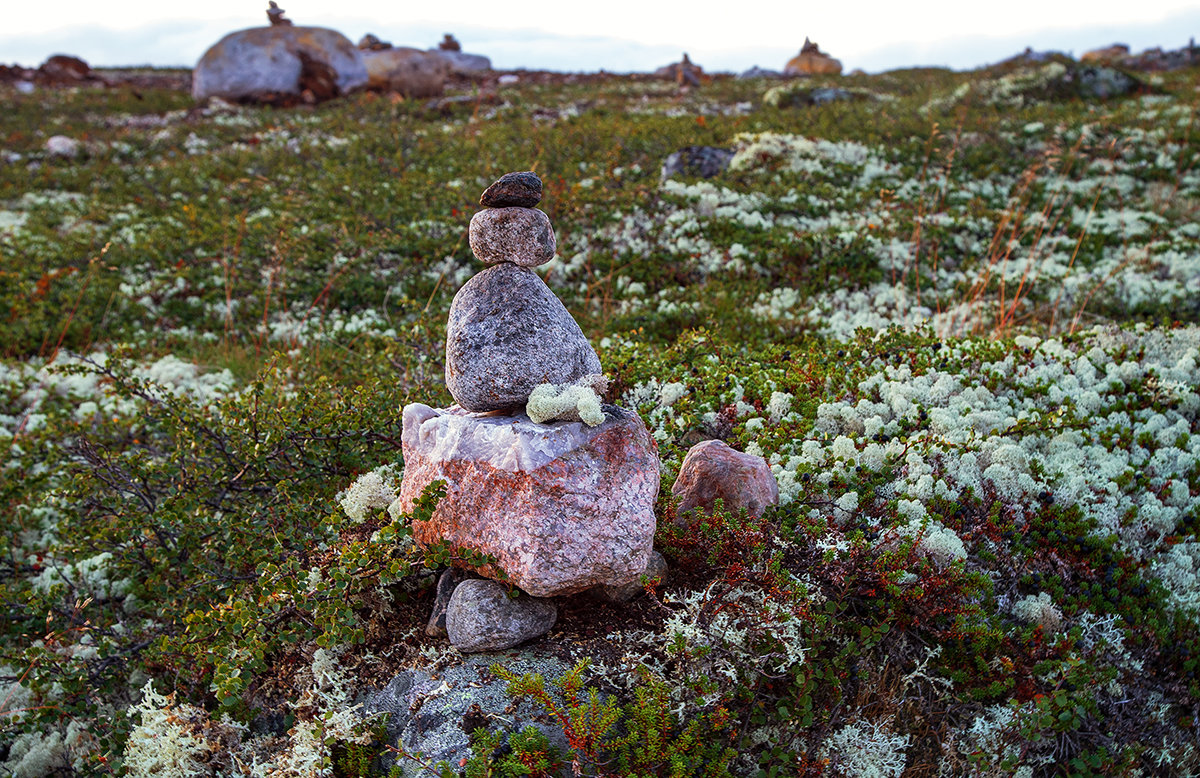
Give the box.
[446,579,557,653]
[192,26,368,102]
[362,46,450,97]
[738,66,784,79]
[661,146,734,180]
[445,263,602,412]
[429,49,492,75]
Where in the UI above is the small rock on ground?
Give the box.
[446,578,557,653]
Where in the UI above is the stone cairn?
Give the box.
[395,172,662,653]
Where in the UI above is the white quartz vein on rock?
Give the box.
[402,403,627,472]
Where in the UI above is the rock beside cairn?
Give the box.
[445,579,558,652]
[672,439,779,522]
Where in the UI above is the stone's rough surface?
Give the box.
[396,403,660,596]
[192,27,368,101]
[479,171,542,208]
[661,146,733,180]
[364,653,573,776]
[784,38,843,76]
[672,439,779,521]
[362,47,450,97]
[425,567,468,638]
[591,550,667,603]
[445,263,601,411]
[445,579,558,653]
[468,207,556,267]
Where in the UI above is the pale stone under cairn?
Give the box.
[395,402,660,597]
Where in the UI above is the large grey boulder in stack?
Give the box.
[445,579,558,653]
[444,263,601,412]
[192,27,368,101]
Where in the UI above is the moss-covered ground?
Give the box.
[1,62,1199,776]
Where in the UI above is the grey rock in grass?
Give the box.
[446,579,557,653]
[428,49,493,76]
[469,207,556,267]
[362,47,450,97]
[426,567,469,638]
[661,146,733,180]
[362,652,573,776]
[192,26,368,102]
[480,171,543,208]
[445,263,601,412]
[589,550,667,603]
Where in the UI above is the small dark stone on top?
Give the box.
[480,171,542,208]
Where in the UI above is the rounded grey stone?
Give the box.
[446,579,557,653]
[469,207,556,267]
[445,263,602,412]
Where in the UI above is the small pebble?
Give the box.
[480,171,542,208]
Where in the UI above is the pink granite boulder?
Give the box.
[671,439,778,521]
[395,402,659,597]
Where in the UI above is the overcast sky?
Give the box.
[3,1,1198,73]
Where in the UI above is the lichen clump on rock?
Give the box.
[525,374,609,426]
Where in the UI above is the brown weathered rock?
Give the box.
[358,33,392,51]
[784,38,843,76]
[266,1,292,26]
[671,439,778,521]
[361,46,450,97]
[479,171,542,208]
[395,403,660,597]
[38,55,91,82]
[1081,43,1130,63]
[468,207,555,266]
[439,34,462,52]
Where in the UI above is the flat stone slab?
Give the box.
[396,403,659,597]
